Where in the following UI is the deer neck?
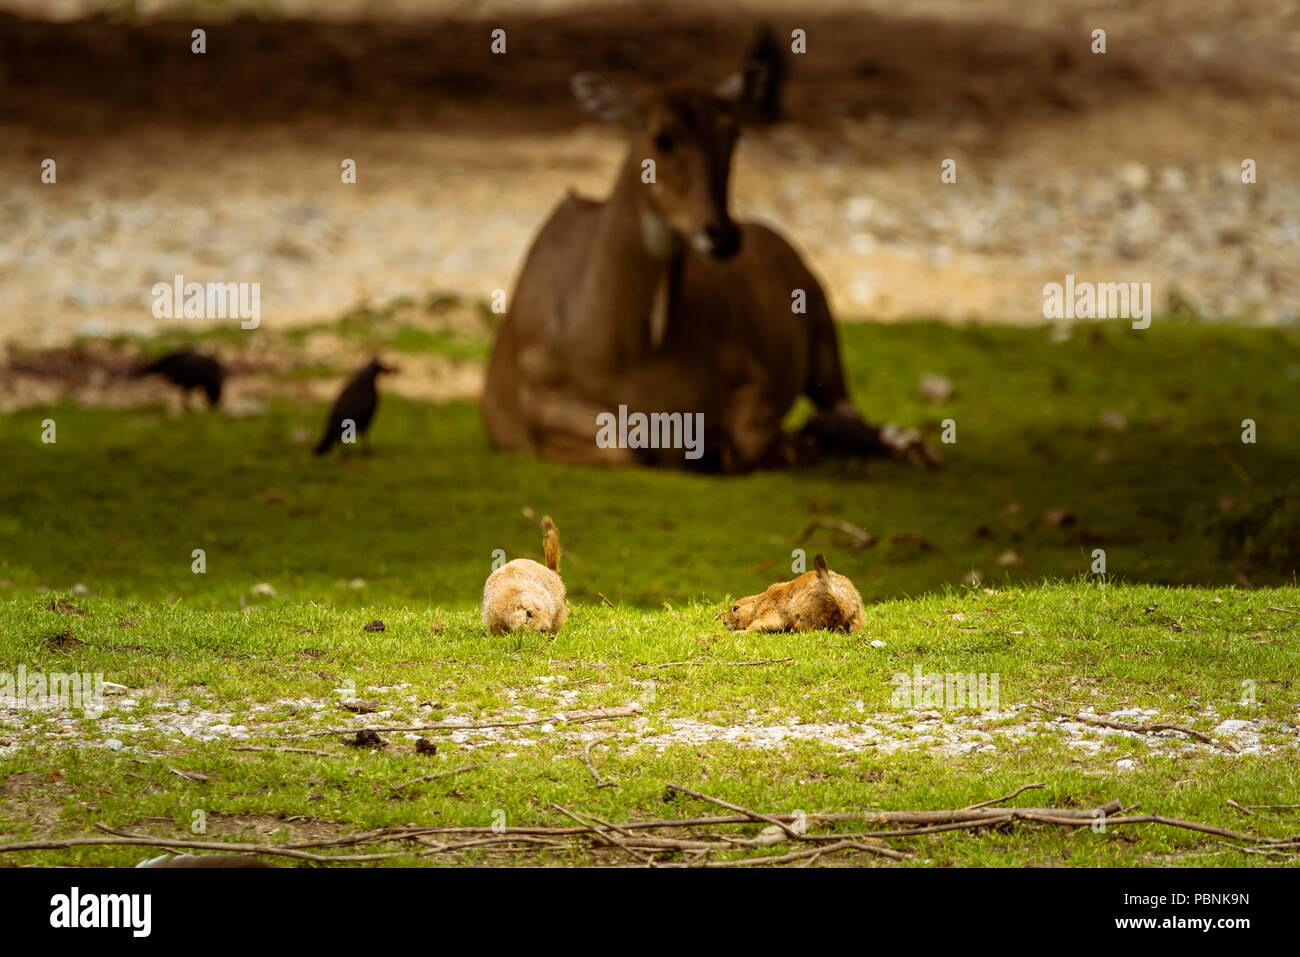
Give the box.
[571,152,683,358]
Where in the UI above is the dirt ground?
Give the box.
[1,0,1298,350]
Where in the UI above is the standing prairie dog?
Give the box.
[723,554,863,633]
[482,516,568,636]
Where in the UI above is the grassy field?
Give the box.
[0,316,1297,866]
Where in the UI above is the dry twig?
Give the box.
[1030,702,1237,751]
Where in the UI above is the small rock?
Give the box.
[105,738,124,750]
[1099,410,1128,431]
[363,620,385,633]
[250,583,276,597]
[70,583,91,596]
[1115,759,1136,771]
[1215,719,1251,734]
[997,550,1024,568]
[869,639,886,649]
[918,373,955,404]
[1043,508,1077,528]
[102,682,129,695]
[1158,166,1187,192]
[346,578,366,589]
[1118,162,1150,191]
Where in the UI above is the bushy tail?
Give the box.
[541,516,561,572]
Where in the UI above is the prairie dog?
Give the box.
[482,516,568,636]
[723,554,863,633]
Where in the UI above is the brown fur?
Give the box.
[481,76,876,473]
[723,554,863,633]
[482,516,568,636]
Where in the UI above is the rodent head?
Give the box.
[723,595,760,630]
[505,597,552,634]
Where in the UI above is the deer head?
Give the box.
[571,71,764,261]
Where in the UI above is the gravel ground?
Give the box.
[3,683,1294,762]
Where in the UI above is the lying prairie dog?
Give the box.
[482,516,568,636]
[723,554,863,633]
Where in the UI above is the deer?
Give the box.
[481,71,938,473]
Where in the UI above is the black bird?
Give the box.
[133,350,225,407]
[314,358,396,456]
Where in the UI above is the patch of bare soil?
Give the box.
[0,296,488,411]
[197,812,352,844]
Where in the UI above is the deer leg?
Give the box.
[798,296,942,466]
[526,385,642,466]
[719,382,792,473]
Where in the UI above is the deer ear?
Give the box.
[570,72,632,123]
[717,63,769,105]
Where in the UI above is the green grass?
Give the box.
[1,585,1297,866]
[2,319,1296,606]
[0,318,1297,866]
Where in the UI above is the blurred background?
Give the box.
[3,0,1298,358]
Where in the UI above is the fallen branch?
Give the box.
[166,766,208,783]
[665,783,803,840]
[582,737,618,789]
[3,792,1289,868]
[390,764,482,794]
[1227,799,1255,817]
[232,746,338,757]
[693,839,880,868]
[549,803,655,867]
[1030,703,1236,751]
[648,657,794,669]
[964,783,1046,810]
[1214,840,1299,858]
[794,518,876,552]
